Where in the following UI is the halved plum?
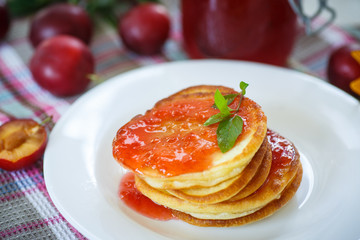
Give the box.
[0,119,47,171]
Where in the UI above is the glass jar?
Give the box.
[181,0,335,66]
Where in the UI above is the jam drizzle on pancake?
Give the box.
[267,129,296,178]
[113,96,258,177]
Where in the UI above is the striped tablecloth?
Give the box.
[0,11,358,240]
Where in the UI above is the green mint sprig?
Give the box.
[204,81,249,153]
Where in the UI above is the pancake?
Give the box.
[113,84,302,227]
[228,144,272,201]
[113,85,267,189]
[166,138,269,204]
[172,166,303,227]
[134,130,301,220]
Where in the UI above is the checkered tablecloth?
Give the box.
[0,8,358,240]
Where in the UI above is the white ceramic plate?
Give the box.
[44,60,360,240]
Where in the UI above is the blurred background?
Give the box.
[0,0,360,239]
[304,0,359,27]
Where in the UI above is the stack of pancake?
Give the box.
[113,85,302,227]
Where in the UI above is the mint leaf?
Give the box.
[204,81,249,153]
[214,89,231,115]
[212,93,239,109]
[225,93,239,105]
[240,81,249,95]
[204,113,228,126]
[235,81,249,111]
[216,116,243,153]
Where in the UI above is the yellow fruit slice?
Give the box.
[350,77,360,96]
[351,50,360,64]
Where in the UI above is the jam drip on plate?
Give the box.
[119,172,175,221]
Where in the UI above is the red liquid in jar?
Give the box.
[119,172,175,221]
[181,0,298,66]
